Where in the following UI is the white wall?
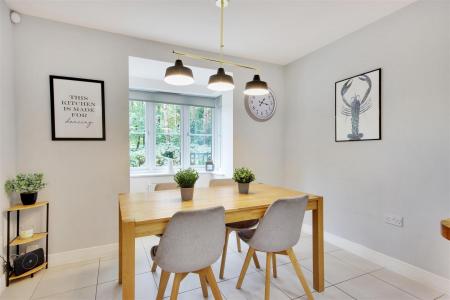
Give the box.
[0,0,16,285]
[13,15,285,254]
[283,0,450,279]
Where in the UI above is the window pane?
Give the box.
[190,136,212,166]
[155,103,181,167]
[189,106,213,166]
[129,101,146,168]
[190,106,212,134]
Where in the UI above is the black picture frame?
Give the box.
[50,75,105,141]
[335,68,381,142]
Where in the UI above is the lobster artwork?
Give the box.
[340,75,372,140]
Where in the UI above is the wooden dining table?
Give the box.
[118,183,324,300]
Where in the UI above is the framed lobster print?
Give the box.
[335,68,381,142]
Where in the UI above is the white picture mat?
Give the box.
[336,69,380,141]
[52,78,104,139]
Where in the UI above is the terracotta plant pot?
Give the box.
[20,192,38,205]
[180,187,194,201]
[238,183,250,194]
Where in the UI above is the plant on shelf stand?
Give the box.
[5,173,47,205]
[174,168,199,201]
[233,167,255,194]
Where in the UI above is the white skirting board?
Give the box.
[302,224,450,295]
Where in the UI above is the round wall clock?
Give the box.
[244,89,277,122]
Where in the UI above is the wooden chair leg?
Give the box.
[265,253,272,300]
[236,231,242,252]
[272,254,277,278]
[151,261,158,272]
[170,273,184,300]
[204,266,223,300]
[287,248,314,300]
[199,273,208,297]
[156,271,170,300]
[219,228,230,279]
[253,252,261,269]
[236,247,255,289]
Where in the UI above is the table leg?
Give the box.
[119,207,122,283]
[122,220,135,300]
[312,197,324,292]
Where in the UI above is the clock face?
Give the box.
[245,90,276,121]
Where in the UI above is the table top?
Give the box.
[119,183,321,223]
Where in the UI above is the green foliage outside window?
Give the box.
[129,100,216,169]
[129,101,146,167]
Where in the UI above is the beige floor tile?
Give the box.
[31,260,99,299]
[329,250,382,273]
[0,270,44,300]
[33,285,96,300]
[270,263,331,299]
[218,271,290,300]
[213,250,258,281]
[98,252,150,284]
[300,286,354,300]
[96,272,158,300]
[336,274,417,300]
[152,270,202,298]
[171,287,226,300]
[437,294,450,300]
[301,254,367,285]
[371,269,445,300]
[293,236,314,260]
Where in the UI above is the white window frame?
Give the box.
[129,92,221,175]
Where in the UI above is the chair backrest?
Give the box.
[155,206,225,273]
[209,178,235,187]
[248,196,308,252]
[154,182,178,191]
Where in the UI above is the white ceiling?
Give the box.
[6,0,415,65]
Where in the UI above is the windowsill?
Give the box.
[130,170,225,178]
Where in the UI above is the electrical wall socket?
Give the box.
[384,214,404,227]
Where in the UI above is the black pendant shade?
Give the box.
[164,59,194,86]
[208,67,235,91]
[244,74,269,95]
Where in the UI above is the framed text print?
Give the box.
[50,75,105,140]
[335,68,381,142]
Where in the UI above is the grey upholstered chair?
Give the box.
[151,182,179,272]
[209,178,261,278]
[236,196,314,300]
[152,206,225,300]
[154,182,178,191]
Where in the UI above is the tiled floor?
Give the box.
[1,233,447,300]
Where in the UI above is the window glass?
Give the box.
[189,106,213,166]
[154,103,182,167]
[129,101,146,168]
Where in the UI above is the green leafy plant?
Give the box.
[174,168,199,188]
[233,167,255,184]
[5,173,47,194]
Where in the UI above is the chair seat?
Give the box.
[227,219,259,230]
[151,245,158,260]
[238,229,256,243]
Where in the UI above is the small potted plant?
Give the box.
[233,167,255,194]
[5,173,47,205]
[174,168,199,201]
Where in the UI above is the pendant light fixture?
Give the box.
[164,0,270,95]
[244,74,269,96]
[208,0,234,92]
[164,59,194,86]
[208,67,234,91]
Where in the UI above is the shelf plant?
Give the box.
[174,168,199,201]
[5,173,47,205]
[233,167,255,194]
